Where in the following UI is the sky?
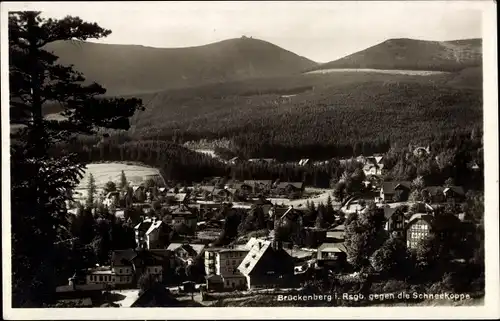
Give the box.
[14,1,484,63]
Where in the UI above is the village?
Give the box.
[54,151,481,307]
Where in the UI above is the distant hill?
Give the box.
[45,37,318,95]
[309,38,482,72]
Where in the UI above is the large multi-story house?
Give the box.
[379,181,411,202]
[237,238,295,290]
[134,218,163,249]
[405,213,463,250]
[84,249,169,289]
[204,245,250,291]
[384,207,406,237]
[405,213,433,249]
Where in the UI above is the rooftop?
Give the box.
[317,242,347,253]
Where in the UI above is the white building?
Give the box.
[134,218,163,249]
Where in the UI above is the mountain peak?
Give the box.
[310,38,482,72]
[45,38,318,95]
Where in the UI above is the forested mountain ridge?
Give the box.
[125,69,482,160]
[309,38,482,72]
[44,37,318,95]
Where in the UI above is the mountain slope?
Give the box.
[310,38,482,72]
[124,69,482,160]
[44,37,318,95]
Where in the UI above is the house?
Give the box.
[130,285,181,307]
[380,181,412,202]
[165,192,188,204]
[326,224,345,242]
[212,188,234,202]
[316,243,348,269]
[83,249,168,289]
[248,158,277,164]
[405,213,435,249]
[270,206,304,227]
[171,204,198,230]
[363,163,384,176]
[237,239,295,290]
[167,243,206,265]
[204,246,249,291]
[420,186,465,203]
[364,175,382,190]
[341,198,366,214]
[443,186,466,202]
[132,185,146,200]
[107,249,166,287]
[275,182,305,196]
[84,266,128,288]
[298,159,310,166]
[103,191,120,208]
[406,212,464,250]
[195,185,216,199]
[134,218,163,250]
[421,186,445,203]
[383,207,405,237]
[243,180,273,194]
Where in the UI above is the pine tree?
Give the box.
[326,195,334,220]
[9,11,143,307]
[86,174,97,208]
[119,170,128,190]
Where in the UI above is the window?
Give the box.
[99,275,103,282]
[232,260,236,265]
[119,268,123,274]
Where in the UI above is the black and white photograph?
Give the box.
[1,1,498,319]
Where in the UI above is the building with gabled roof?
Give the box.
[383,207,405,237]
[298,159,310,166]
[316,242,348,270]
[443,186,466,201]
[134,218,163,250]
[167,243,206,265]
[380,181,411,202]
[171,204,198,230]
[237,238,295,290]
[405,212,463,250]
